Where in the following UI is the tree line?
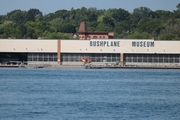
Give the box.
[0,3,180,40]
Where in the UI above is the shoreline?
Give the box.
[0,65,180,69]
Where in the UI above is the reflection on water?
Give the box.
[0,68,180,120]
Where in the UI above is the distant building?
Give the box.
[78,21,114,40]
[0,39,180,67]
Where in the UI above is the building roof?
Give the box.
[79,31,108,34]
[78,21,88,33]
[78,21,111,34]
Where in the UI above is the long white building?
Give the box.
[0,39,180,67]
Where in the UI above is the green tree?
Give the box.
[43,32,70,39]
[27,9,43,22]
[7,10,28,24]
[112,8,130,22]
[154,10,172,20]
[3,23,22,38]
[86,7,98,22]
[159,33,179,40]
[86,21,98,31]
[102,16,114,27]
[44,13,55,22]
[0,15,7,23]
[114,21,130,34]
[1,5,180,40]
[25,21,43,38]
[57,24,76,33]
[165,18,180,35]
[18,24,27,38]
[133,7,154,23]
[137,18,162,33]
[176,3,180,11]
[54,9,69,20]
[96,22,113,32]
[129,32,152,39]
[173,4,180,18]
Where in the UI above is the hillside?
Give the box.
[0,3,180,40]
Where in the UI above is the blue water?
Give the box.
[0,68,180,120]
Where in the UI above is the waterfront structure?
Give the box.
[0,39,180,67]
[78,21,114,40]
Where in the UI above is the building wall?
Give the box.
[0,39,180,66]
[79,34,109,40]
[60,53,120,65]
[0,39,57,53]
[0,39,180,54]
[1,39,180,54]
[61,39,180,54]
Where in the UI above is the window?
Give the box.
[93,36,97,39]
[148,58,152,63]
[33,58,37,61]
[175,59,179,63]
[28,57,32,61]
[175,54,179,59]
[159,59,163,63]
[133,58,137,62]
[169,59,173,63]
[143,58,147,62]
[154,58,158,63]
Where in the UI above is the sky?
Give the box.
[0,0,179,15]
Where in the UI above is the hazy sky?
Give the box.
[0,0,179,15]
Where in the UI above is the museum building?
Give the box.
[0,39,180,67]
[78,21,114,40]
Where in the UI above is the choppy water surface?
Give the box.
[0,68,180,120]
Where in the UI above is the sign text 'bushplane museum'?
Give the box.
[90,40,155,47]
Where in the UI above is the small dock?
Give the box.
[0,64,180,69]
[0,65,25,68]
[85,65,180,69]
